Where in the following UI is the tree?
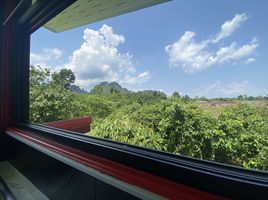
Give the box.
[182,94,190,101]
[52,69,75,89]
[237,95,243,100]
[29,67,268,171]
[30,66,76,123]
[172,91,181,98]
[30,65,50,87]
[30,83,75,123]
[213,104,268,169]
[90,114,164,151]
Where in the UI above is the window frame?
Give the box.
[2,0,268,199]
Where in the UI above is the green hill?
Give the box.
[90,81,129,94]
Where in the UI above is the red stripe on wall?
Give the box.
[7,128,226,200]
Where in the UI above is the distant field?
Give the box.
[194,100,267,118]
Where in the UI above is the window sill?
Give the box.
[4,123,268,199]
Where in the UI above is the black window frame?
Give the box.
[2,0,268,198]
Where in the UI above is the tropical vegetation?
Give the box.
[30,66,268,171]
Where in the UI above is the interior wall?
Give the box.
[0,133,19,162]
[0,0,16,130]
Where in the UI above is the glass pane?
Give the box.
[30,0,268,172]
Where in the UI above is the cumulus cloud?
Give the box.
[63,24,150,90]
[165,13,258,73]
[165,31,210,73]
[30,48,63,65]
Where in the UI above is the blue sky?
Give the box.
[30,0,268,97]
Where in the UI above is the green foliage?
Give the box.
[90,116,165,151]
[136,90,167,105]
[30,66,76,123]
[72,94,115,120]
[30,66,268,171]
[30,65,50,87]
[30,84,75,123]
[52,69,75,89]
[126,99,216,159]
[212,104,268,169]
[90,81,128,94]
[172,91,181,98]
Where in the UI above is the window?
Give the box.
[29,0,268,172]
[1,0,267,198]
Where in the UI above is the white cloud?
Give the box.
[124,71,151,85]
[30,48,63,65]
[44,48,63,60]
[165,13,258,73]
[210,38,258,65]
[213,13,248,43]
[194,80,251,97]
[165,31,210,73]
[30,53,47,64]
[63,24,150,90]
[244,57,256,64]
